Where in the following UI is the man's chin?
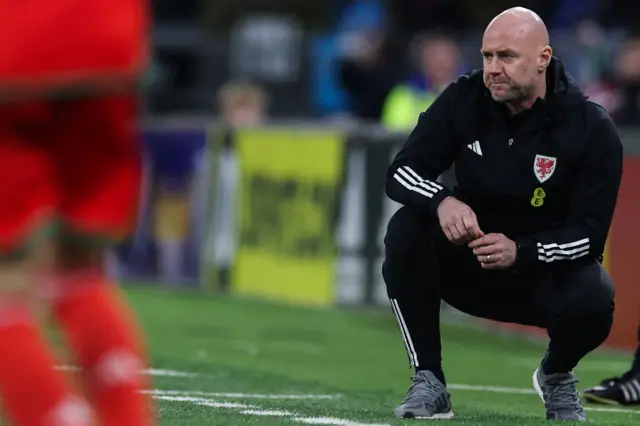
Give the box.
[490,92,512,103]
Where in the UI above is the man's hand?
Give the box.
[468,233,517,270]
[436,196,484,245]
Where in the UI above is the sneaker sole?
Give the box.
[532,368,544,403]
[583,393,621,406]
[398,411,455,420]
[584,392,640,406]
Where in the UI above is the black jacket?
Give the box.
[386,57,624,269]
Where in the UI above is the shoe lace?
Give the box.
[546,376,581,411]
[402,373,442,403]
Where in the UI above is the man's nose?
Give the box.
[486,61,502,75]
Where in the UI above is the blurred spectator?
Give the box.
[310,0,390,117]
[572,20,611,85]
[211,79,270,290]
[381,33,462,131]
[337,28,399,122]
[576,20,621,112]
[607,32,640,125]
[217,79,269,126]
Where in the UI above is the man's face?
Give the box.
[481,28,540,103]
[420,39,459,87]
[225,105,264,126]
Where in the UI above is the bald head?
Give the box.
[480,7,553,112]
[485,7,549,48]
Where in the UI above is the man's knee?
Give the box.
[560,261,615,321]
[382,206,438,297]
[384,206,436,256]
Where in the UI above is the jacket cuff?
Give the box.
[513,237,538,270]
[429,187,455,216]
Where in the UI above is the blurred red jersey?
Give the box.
[0,0,149,99]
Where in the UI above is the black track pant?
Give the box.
[383,206,615,378]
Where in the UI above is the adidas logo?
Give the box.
[467,140,483,155]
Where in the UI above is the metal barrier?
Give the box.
[110,120,640,349]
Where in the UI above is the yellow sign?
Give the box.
[232,128,345,307]
[531,187,546,207]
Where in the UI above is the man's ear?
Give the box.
[539,45,553,72]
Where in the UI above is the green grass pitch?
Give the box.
[37,286,640,425]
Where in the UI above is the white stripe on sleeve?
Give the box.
[392,166,442,199]
[537,238,590,262]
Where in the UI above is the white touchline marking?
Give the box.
[293,418,390,426]
[448,383,537,395]
[586,407,640,414]
[60,365,639,417]
[507,357,634,373]
[144,368,202,378]
[153,394,391,426]
[240,409,295,416]
[153,395,250,409]
[148,390,341,400]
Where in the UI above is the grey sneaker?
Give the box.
[533,367,587,421]
[394,370,454,419]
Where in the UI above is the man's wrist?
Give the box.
[513,237,538,269]
[433,194,455,215]
[437,196,455,209]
